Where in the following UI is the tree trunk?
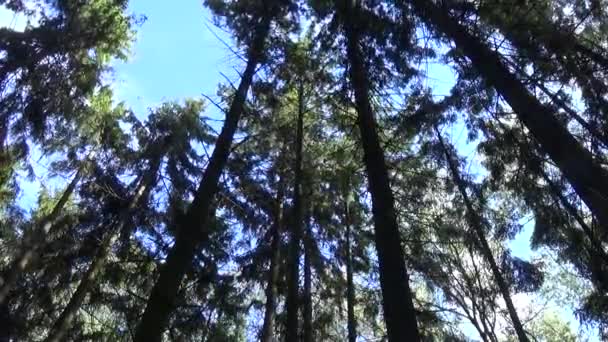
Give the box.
[339,2,421,341]
[43,229,117,342]
[434,126,529,342]
[303,218,313,342]
[540,170,608,263]
[509,61,608,148]
[44,158,160,342]
[476,1,608,118]
[345,194,357,342]
[0,159,86,304]
[574,42,608,71]
[133,15,272,342]
[0,114,9,189]
[285,80,305,342]
[260,175,285,342]
[406,0,608,232]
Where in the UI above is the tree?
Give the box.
[434,124,529,342]
[0,86,128,304]
[401,0,608,232]
[2,0,608,341]
[0,0,135,191]
[132,2,280,339]
[337,1,421,340]
[43,99,208,342]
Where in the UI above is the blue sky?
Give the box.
[111,0,236,118]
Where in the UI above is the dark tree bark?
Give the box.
[285,80,306,342]
[260,175,285,342]
[405,0,608,233]
[44,158,160,342]
[539,170,608,265]
[339,1,421,341]
[474,1,608,115]
[508,124,608,289]
[535,82,608,149]
[344,193,357,342]
[132,15,272,342]
[506,59,608,148]
[0,158,87,304]
[303,218,313,342]
[434,126,529,342]
[574,42,608,71]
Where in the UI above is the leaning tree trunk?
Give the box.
[132,15,273,342]
[0,158,88,305]
[434,126,529,342]
[339,2,421,341]
[406,0,608,233]
[43,157,160,342]
[475,1,608,120]
[573,41,608,71]
[285,80,306,342]
[507,60,608,148]
[43,228,116,342]
[260,175,285,342]
[510,124,608,288]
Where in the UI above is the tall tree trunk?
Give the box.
[574,42,608,71]
[540,171,608,262]
[344,193,357,342]
[0,114,9,189]
[434,126,529,342]
[285,80,305,342]
[303,217,313,342]
[260,175,285,342]
[133,15,272,342]
[339,2,421,341]
[475,1,608,118]
[406,0,608,232]
[0,159,87,304]
[508,60,608,148]
[43,229,116,342]
[43,158,160,342]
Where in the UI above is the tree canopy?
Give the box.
[0,0,607,341]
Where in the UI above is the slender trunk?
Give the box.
[0,114,9,188]
[43,230,116,342]
[303,218,312,342]
[260,176,285,342]
[345,196,357,342]
[407,0,608,232]
[133,15,272,342]
[574,42,608,71]
[340,2,421,341]
[44,158,160,342]
[471,320,490,342]
[518,67,608,148]
[285,81,305,342]
[477,2,608,114]
[434,126,528,342]
[260,224,281,342]
[0,161,86,304]
[201,305,216,342]
[495,117,608,290]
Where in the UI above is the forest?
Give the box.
[0,0,607,341]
